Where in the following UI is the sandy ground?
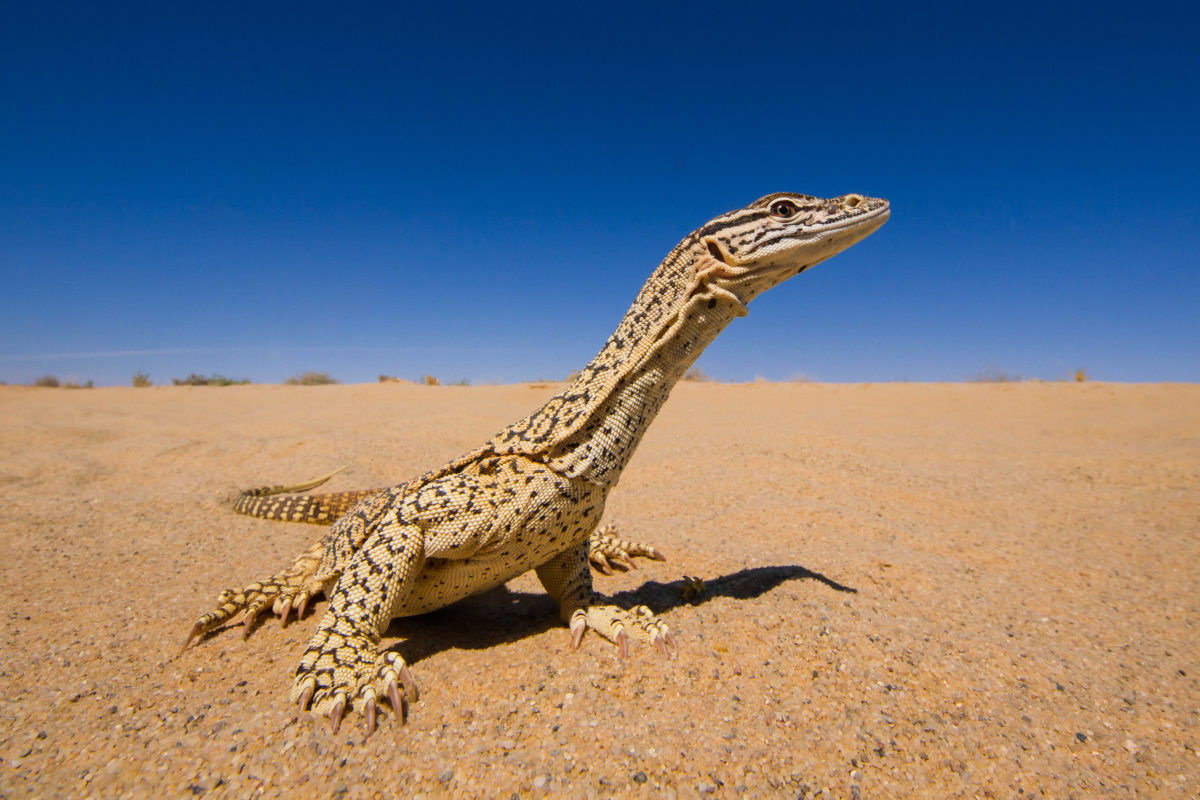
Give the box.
[0,381,1197,799]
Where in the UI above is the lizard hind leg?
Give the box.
[588,522,666,575]
[182,539,328,652]
[539,542,676,658]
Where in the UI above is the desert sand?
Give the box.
[0,381,1197,798]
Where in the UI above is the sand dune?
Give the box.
[1,381,1196,798]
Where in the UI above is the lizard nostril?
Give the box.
[843,194,863,209]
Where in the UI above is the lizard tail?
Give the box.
[237,464,351,498]
[232,465,381,524]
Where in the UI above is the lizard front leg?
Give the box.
[291,511,422,735]
[537,542,676,658]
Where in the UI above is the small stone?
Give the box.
[698,783,716,796]
[1075,732,1087,743]
[438,768,455,784]
[633,771,648,784]
[1124,739,1138,753]
[533,776,547,789]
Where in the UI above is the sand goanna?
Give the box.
[184,192,890,734]
[229,466,669,576]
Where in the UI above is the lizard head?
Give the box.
[698,192,890,303]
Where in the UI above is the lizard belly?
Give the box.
[391,457,607,617]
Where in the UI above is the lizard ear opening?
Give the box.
[705,239,730,266]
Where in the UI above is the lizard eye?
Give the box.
[769,199,800,219]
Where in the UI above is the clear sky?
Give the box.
[2,2,1197,386]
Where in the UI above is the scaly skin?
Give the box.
[185,192,889,735]
[229,465,665,573]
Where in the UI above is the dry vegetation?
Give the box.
[28,375,92,388]
[171,373,251,386]
[969,366,1023,383]
[285,370,338,386]
[970,366,1093,383]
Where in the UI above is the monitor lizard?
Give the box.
[184,192,890,734]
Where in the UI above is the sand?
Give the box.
[0,381,1197,798]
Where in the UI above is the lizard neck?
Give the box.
[482,242,751,485]
[546,285,745,486]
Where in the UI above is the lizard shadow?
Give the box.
[389,564,856,665]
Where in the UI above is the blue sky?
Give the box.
[2,2,1197,385]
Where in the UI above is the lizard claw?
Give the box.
[180,622,204,655]
[386,676,403,719]
[278,601,291,627]
[569,612,587,650]
[296,679,315,711]
[329,695,346,734]
[653,633,669,658]
[399,664,419,703]
[363,690,377,736]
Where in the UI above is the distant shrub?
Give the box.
[64,380,93,389]
[132,371,153,387]
[564,370,581,383]
[1072,367,1090,382]
[683,367,714,382]
[172,373,251,386]
[969,367,1022,383]
[448,378,471,386]
[286,370,338,386]
[33,375,61,387]
[422,375,440,386]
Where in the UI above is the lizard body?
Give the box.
[185,192,889,734]
[232,467,664,574]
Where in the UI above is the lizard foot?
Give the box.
[569,597,677,658]
[588,523,667,575]
[291,639,418,736]
[182,544,326,652]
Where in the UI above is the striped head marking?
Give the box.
[697,192,890,303]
